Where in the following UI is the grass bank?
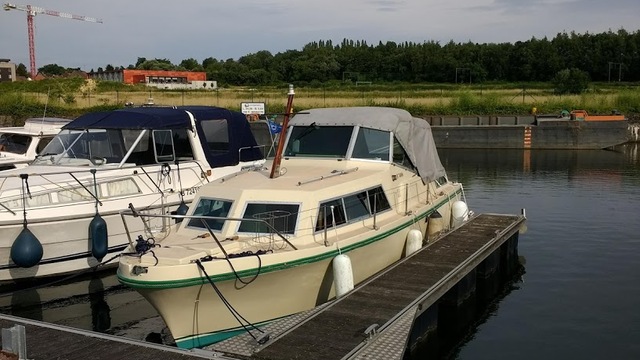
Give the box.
[1,80,639,124]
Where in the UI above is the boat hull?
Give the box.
[119,190,461,349]
[0,164,263,284]
[0,194,188,283]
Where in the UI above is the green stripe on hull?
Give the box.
[175,316,283,349]
[119,188,462,290]
[176,329,244,349]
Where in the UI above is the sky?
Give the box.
[1,0,639,72]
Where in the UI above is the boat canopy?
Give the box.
[64,107,194,130]
[62,106,263,167]
[290,107,446,183]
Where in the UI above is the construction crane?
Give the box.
[3,3,102,78]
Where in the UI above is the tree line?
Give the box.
[29,29,640,87]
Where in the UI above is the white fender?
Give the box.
[333,254,354,298]
[405,229,423,256]
[451,200,469,228]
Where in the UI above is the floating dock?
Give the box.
[0,213,525,360]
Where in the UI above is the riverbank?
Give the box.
[1,80,639,123]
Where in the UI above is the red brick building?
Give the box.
[89,69,206,85]
[123,69,206,84]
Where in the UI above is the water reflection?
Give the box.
[441,146,639,176]
[89,276,111,332]
[440,257,526,360]
[0,272,117,332]
[437,145,640,359]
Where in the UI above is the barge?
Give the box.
[425,110,630,149]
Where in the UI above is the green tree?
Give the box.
[137,59,176,70]
[179,58,204,71]
[38,64,66,76]
[135,57,147,67]
[16,63,29,77]
[552,68,590,94]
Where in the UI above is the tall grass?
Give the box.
[1,79,638,123]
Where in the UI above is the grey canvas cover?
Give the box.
[290,107,446,182]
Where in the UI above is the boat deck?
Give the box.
[209,212,525,360]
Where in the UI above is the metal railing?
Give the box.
[120,205,298,257]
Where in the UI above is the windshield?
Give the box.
[187,198,233,231]
[33,129,133,166]
[284,125,353,158]
[0,133,32,155]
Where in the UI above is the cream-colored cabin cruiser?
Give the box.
[117,107,469,348]
[0,106,268,283]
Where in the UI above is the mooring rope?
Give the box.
[194,259,269,344]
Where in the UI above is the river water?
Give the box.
[1,144,639,359]
[442,144,640,359]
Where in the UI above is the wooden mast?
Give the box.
[269,84,295,179]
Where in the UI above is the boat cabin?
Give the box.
[173,107,448,243]
[32,106,266,168]
[0,117,70,171]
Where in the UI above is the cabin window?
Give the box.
[58,186,102,203]
[87,129,127,163]
[187,198,233,231]
[105,179,141,197]
[238,203,300,234]
[122,130,148,152]
[367,186,391,213]
[35,129,129,165]
[249,121,275,159]
[153,130,175,163]
[173,129,194,160]
[344,192,371,221]
[36,136,54,154]
[285,125,353,158]
[315,199,346,231]
[316,186,390,231]
[0,133,32,154]
[392,137,414,170]
[1,193,52,208]
[352,128,391,161]
[201,120,229,154]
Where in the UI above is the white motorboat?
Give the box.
[0,117,71,171]
[0,106,269,284]
[117,106,469,348]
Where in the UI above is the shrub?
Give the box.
[553,68,590,95]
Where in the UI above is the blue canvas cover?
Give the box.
[64,107,193,130]
[64,106,263,168]
[177,106,263,167]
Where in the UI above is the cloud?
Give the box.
[1,0,638,70]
